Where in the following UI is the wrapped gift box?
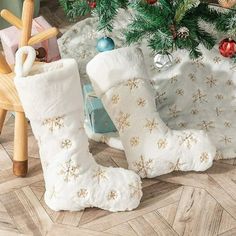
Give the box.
[0,16,61,65]
[83,84,117,134]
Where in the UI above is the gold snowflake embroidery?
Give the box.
[111,94,120,105]
[178,122,188,128]
[197,120,215,132]
[224,121,232,128]
[220,136,232,145]
[216,107,223,117]
[174,159,184,171]
[59,160,80,182]
[144,118,158,133]
[213,56,221,63]
[77,188,88,198]
[188,73,196,82]
[133,155,153,178]
[191,109,199,115]
[129,180,142,199]
[168,104,181,118]
[157,139,167,149]
[175,57,181,64]
[169,159,185,171]
[200,152,209,163]
[43,116,64,132]
[206,75,217,88]
[137,98,146,107]
[178,132,197,149]
[130,137,140,147]
[125,79,140,91]
[61,139,72,149]
[107,190,118,200]
[226,79,233,86]
[192,58,205,68]
[116,112,131,132]
[93,167,107,183]
[215,151,224,160]
[155,91,167,104]
[215,94,224,100]
[170,75,178,84]
[176,89,184,96]
[193,89,207,103]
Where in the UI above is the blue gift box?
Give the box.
[83,84,117,133]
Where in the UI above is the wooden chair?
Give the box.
[0,0,59,177]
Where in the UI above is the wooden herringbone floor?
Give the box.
[1,110,236,236]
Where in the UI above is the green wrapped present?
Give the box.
[83,84,117,133]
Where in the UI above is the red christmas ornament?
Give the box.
[88,1,96,8]
[146,0,157,4]
[219,38,236,57]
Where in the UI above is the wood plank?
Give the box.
[129,216,157,236]
[157,202,179,226]
[0,190,42,235]
[105,222,137,236]
[173,186,222,236]
[219,227,236,236]
[46,224,114,236]
[56,210,84,227]
[218,210,236,235]
[0,201,19,233]
[0,145,12,170]
[144,211,178,236]
[0,159,43,194]
[80,185,182,232]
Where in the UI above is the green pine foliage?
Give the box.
[59,0,236,59]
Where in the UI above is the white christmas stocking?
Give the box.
[14,46,142,212]
[87,47,216,178]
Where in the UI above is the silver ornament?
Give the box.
[154,53,174,70]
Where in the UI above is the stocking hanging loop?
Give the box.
[15,46,36,77]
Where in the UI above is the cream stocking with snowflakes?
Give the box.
[87,47,216,178]
[14,46,142,212]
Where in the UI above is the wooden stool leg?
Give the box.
[13,112,28,177]
[0,109,7,135]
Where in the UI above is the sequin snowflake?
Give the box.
[107,190,118,200]
[200,152,209,163]
[125,78,140,91]
[61,139,72,149]
[157,139,168,149]
[116,112,131,132]
[178,132,197,149]
[130,137,140,147]
[43,116,64,132]
[133,155,154,178]
[144,118,158,133]
[111,94,120,105]
[137,98,146,107]
[77,188,88,198]
[93,167,107,184]
[168,104,181,118]
[206,75,217,88]
[192,89,207,104]
[59,160,80,182]
[197,120,215,132]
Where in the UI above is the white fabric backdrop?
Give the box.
[58,10,236,160]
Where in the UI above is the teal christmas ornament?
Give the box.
[96,37,115,52]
